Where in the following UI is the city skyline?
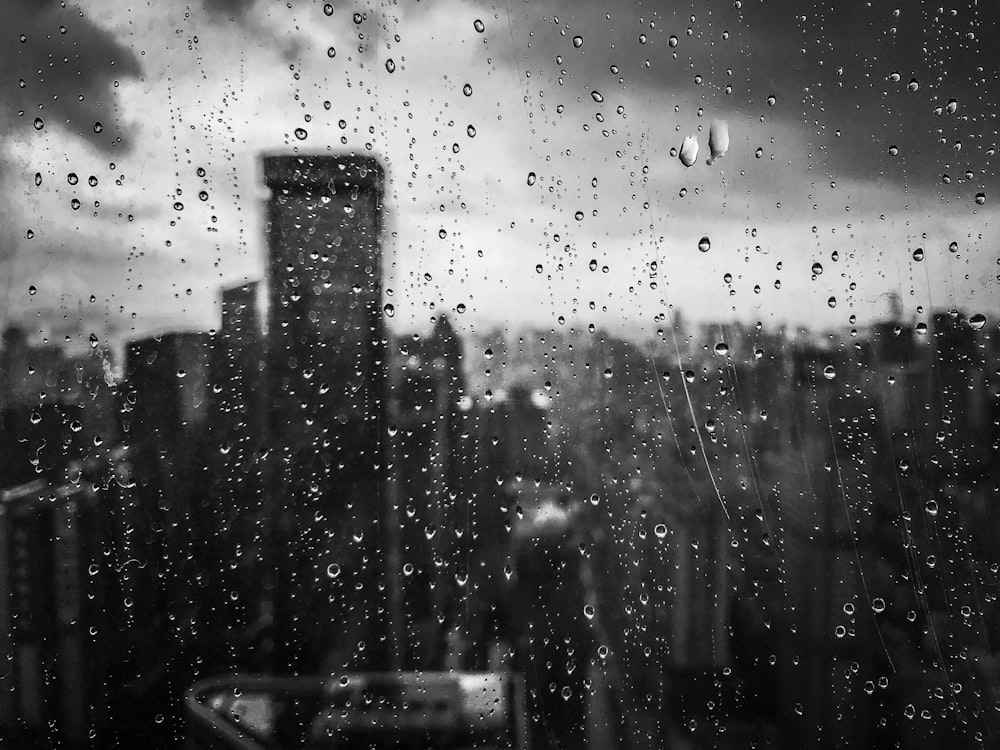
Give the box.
[2,0,997,350]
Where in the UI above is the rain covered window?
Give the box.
[1,1,998,748]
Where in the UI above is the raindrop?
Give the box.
[88,175,98,187]
[766,94,776,106]
[535,264,543,274]
[173,201,184,211]
[93,122,103,133]
[385,58,396,73]
[574,210,584,221]
[654,524,667,539]
[907,79,919,92]
[583,605,595,619]
[591,90,604,103]
[714,342,729,355]
[946,99,958,114]
[668,35,678,47]
[888,72,901,83]
[71,199,81,210]
[948,241,958,253]
[28,285,36,295]
[888,145,898,156]
[34,172,42,186]
[968,313,987,330]
[706,120,729,164]
[67,173,79,185]
[697,236,711,252]
[326,563,341,578]
[573,35,583,48]
[324,3,333,15]
[89,333,99,349]
[463,83,473,96]
[466,124,476,137]
[527,171,536,186]
[925,499,939,516]
[327,47,337,58]
[474,19,485,33]
[589,259,598,271]
[912,248,924,261]
[872,598,886,613]
[294,128,308,140]
[827,296,837,308]
[811,262,823,275]
[383,303,395,317]
[352,12,363,24]
[679,135,699,167]
[33,117,44,131]
[822,365,836,380]
[975,192,986,205]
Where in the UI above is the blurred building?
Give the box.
[261,153,388,671]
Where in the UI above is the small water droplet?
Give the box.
[766,94,776,106]
[872,598,886,613]
[811,262,823,275]
[714,341,729,355]
[28,285,37,295]
[888,145,898,156]
[668,35,678,47]
[591,90,604,103]
[573,35,583,48]
[474,19,485,33]
[827,296,837,308]
[93,122,103,133]
[385,58,395,73]
[912,248,924,261]
[888,71,901,83]
[654,524,667,539]
[33,117,44,131]
[383,303,395,317]
[327,46,337,58]
[969,313,987,330]
[324,3,334,15]
[948,241,958,253]
[583,605,595,619]
[527,171,536,186]
[463,83,473,96]
[294,127,308,140]
[975,192,986,205]
[946,99,958,114]
[822,364,836,380]
[697,236,711,252]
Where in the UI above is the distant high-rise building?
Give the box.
[263,154,386,456]
[261,153,388,670]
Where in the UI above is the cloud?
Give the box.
[2,0,142,160]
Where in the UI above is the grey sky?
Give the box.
[1,0,997,351]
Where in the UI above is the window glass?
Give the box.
[1,1,997,748]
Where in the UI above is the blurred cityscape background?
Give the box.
[1,154,998,749]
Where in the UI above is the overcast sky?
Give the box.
[2,0,998,349]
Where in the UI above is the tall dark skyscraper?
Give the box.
[261,154,388,670]
[263,154,386,455]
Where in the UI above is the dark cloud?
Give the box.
[2,0,142,157]
[488,0,999,197]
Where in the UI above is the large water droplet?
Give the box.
[572,35,583,48]
[811,262,823,275]
[93,122,103,133]
[591,90,604,103]
[975,192,986,205]
[294,127,308,140]
[968,313,987,330]
[527,171,536,186]
[668,35,678,47]
[912,248,923,261]
[679,135,699,167]
[33,118,44,131]
[383,303,395,317]
[888,72,901,83]
[697,236,711,252]
[946,98,958,114]
[822,365,836,380]
[385,58,395,73]
[474,19,485,33]
[462,83,473,96]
